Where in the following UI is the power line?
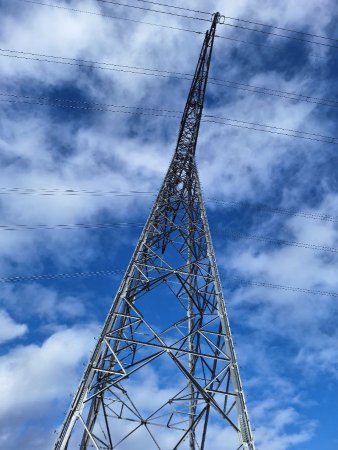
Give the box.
[221,229,338,255]
[0,94,182,120]
[2,90,335,140]
[213,33,328,61]
[207,198,338,225]
[83,0,338,50]
[0,269,124,283]
[15,0,333,57]
[132,0,338,45]
[203,118,337,144]
[0,220,338,255]
[0,52,193,81]
[16,0,204,35]
[218,14,338,44]
[0,92,182,115]
[1,93,337,144]
[0,187,156,196]
[223,277,338,298]
[0,49,335,108]
[0,47,193,78]
[131,0,210,16]
[208,78,338,108]
[218,22,338,51]
[1,266,338,299]
[1,187,337,225]
[95,0,209,22]
[0,222,144,231]
[205,114,337,141]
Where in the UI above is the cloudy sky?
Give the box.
[0,0,338,448]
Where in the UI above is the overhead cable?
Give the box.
[205,114,336,141]
[0,187,156,196]
[16,0,203,35]
[1,187,337,225]
[15,0,332,57]
[0,94,182,119]
[0,221,338,255]
[0,47,192,77]
[222,229,338,255]
[95,0,209,22]
[208,78,338,108]
[1,91,335,140]
[217,22,338,50]
[0,49,335,107]
[0,222,144,231]
[1,267,338,299]
[93,0,338,49]
[218,14,338,44]
[224,277,338,298]
[213,34,327,60]
[0,269,124,283]
[0,51,192,82]
[0,92,183,115]
[208,198,338,224]
[132,0,338,45]
[131,0,210,16]
[88,0,338,49]
[1,93,337,145]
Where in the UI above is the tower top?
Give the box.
[213,12,227,24]
[174,12,218,159]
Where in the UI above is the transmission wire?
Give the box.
[15,0,204,35]
[0,49,335,107]
[1,187,338,225]
[1,91,335,139]
[0,220,338,255]
[95,0,209,22]
[130,0,210,16]
[0,269,124,283]
[80,0,338,49]
[213,34,328,60]
[221,229,338,254]
[94,0,338,49]
[132,0,338,45]
[224,277,338,298]
[1,93,337,144]
[207,198,338,224]
[1,266,338,299]
[0,51,192,83]
[217,22,338,50]
[0,188,156,196]
[14,0,335,55]
[218,14,338,43]
[1,187,337,225]
[0,222,145,231]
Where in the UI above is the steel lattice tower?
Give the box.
[54,13,255,450]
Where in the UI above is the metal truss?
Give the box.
[54,13,255,450]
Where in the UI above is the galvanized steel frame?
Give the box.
[54,13,255,450]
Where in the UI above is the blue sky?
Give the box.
[0,0,338,449]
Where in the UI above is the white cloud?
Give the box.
[0,309,27,343]
[253,401,316,450]
[0,283,90,324]
[0,324,98,449]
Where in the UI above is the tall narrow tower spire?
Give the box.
[54,13,255,450]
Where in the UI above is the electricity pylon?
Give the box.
[54,13,255,450]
